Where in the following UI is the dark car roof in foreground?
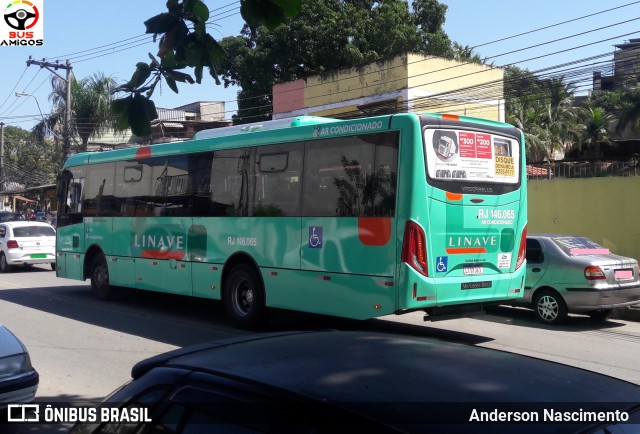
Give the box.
[133,331,640,421]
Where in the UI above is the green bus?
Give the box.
[55,113,527,327]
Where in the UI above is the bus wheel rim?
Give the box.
[232,278,253,316]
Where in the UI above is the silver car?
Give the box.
[0,221,56,272]
[520,234,640,324]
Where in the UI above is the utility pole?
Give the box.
[0,121,4,192]
[26,57,72,161]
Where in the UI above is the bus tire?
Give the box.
[0,253,12,273]
[90,254,113,301]
[224,264,267,329]
[533,288,567,325]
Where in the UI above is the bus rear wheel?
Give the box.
[90,254,113,300]
[224,264,267,329]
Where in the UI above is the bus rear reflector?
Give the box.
[515,225,527,270]
[402,221,428,276]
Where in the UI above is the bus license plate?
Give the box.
[463,265,484,275]
[461,281,492,290]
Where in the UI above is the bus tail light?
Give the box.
[584,266,606,280]
[515,225,527,270]
[6,240,19,249]
[402,221,428,276]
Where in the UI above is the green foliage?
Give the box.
[114,0,301,136]
[2,125,57,186]
[218,0,453,123]
[504,66,640,160]
[505,67,583,161]
[33,72,118,168]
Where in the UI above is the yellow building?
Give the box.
[273,53,505,121]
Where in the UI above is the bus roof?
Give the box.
[193,116,337,140]
[61,112,518,169]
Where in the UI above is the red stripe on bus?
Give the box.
[135,147,152,159]
[141,250,185,260]
[446,192,463,201]
[445,248,487,254]
[358,217,392,246]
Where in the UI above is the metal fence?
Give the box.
[527,159,640,180]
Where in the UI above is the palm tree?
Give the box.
[617,85,640,134]
[34,72,119,155]
[581,107,613,158]
[451,42,493,65]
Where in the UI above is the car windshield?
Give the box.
[13,226,56,237]
[550,236,610,256]
[0,213,24,222]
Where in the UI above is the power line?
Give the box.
[470,0,640,50]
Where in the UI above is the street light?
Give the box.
[15,92,64,141]
[15,92,66,175]
[15,92,45,122]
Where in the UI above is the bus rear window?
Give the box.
[424,128,520,185]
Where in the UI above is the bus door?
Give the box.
[55,169,86,280]
[423,125,524,305]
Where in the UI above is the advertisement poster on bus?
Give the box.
[424,129,520,184]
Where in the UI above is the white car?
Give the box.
[0,221,56,272]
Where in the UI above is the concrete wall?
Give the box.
[528,177,640,260]
[272,53,504,121]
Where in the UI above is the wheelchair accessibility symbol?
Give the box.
[309,226,323,248]
[436,256,448,273]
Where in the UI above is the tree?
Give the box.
[1,125,56,187]
[504,67,583,161]
[218,0,453,123]
[580,106,613,158]
[617,85,640,134]
[112,0,302,136]
[34,72,119,156]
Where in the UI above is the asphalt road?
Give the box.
[2,264,640,432]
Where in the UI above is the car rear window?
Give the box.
[13,226,56,237]
[550,236,610,256]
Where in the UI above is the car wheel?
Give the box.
[0,253,12,273]
[50,262,56,271]
[587,309,612,321]
[90,254,113,300]
[533,289,567,325]
[224,264,267,329]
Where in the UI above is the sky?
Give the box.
[0,0,638,132]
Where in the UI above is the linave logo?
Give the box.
[1,0,44,46]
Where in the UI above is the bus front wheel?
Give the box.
[223,264,267,329]
[90,254,113,300]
